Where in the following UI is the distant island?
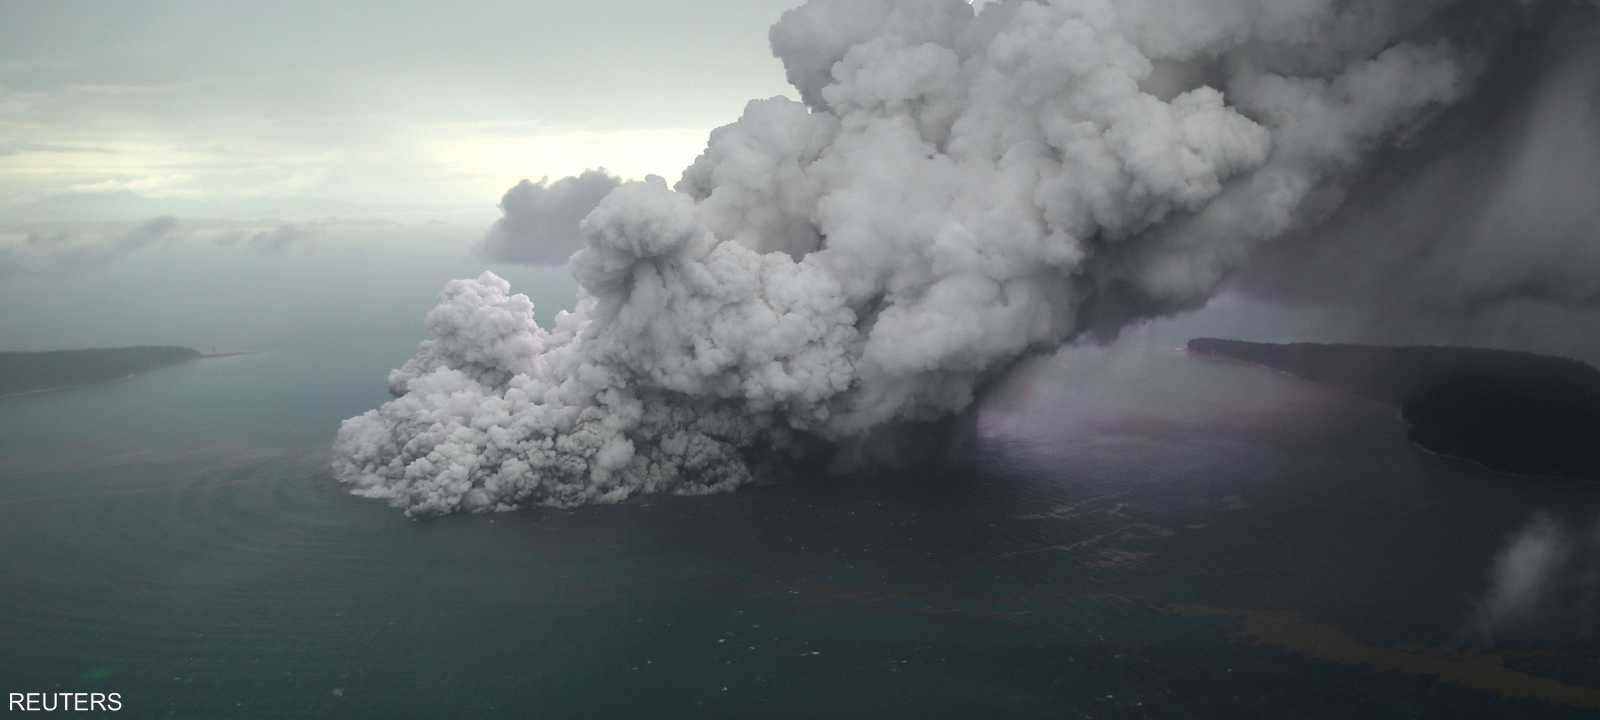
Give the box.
[0,346,217,398]
[1188,338,1600,479]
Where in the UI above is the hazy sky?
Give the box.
[0,0,798,223]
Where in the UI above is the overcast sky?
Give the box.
[0,0,798,223]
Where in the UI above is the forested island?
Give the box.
[1188,338,1600,478]
[0,346,205,397]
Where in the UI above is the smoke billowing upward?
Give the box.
[336,0,1558,515]
[1475,512,1600,642]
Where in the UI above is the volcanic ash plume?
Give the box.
[1230,3,1600,320]
[335,0,1531,515]
[479,169,623,265]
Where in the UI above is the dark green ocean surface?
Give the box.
[2,340,1598,718]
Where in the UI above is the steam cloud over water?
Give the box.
[1475,512,1600,641]
[336,0,1545,515]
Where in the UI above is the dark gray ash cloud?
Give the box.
[1233,5,1600,316]
[479,169,622,265]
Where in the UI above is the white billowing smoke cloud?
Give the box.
[1474,512,1600,641]
[1477,514,1571,635]
[336,0,1530,515]
[480,169,624,265]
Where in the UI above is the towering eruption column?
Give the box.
[335,0,1533,515]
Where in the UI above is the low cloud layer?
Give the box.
[337,0,1554,515]
[0,216,180,278]
[479,170,623,265]
[211,222,325,255]
[1,217,333,278]
[0,142,116,157]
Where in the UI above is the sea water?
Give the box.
[2,226,1598,718]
